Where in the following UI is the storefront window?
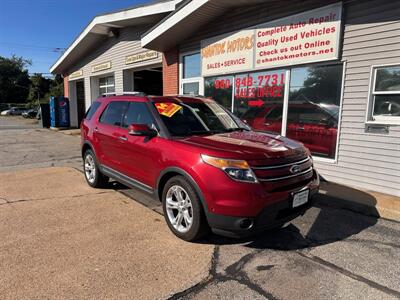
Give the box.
[182,82,199,95]
[181,52,203,95]
[99,75,115,96]
[235,70,286,135]
[287,64,343,159]
[370,65,400,121]
[183,53,201,79]
[204,76,233,110]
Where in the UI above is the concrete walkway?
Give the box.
[0,167,213,299]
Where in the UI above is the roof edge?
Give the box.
[141,0,209,49]
[50,0,181,74]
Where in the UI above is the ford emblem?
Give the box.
[290,165,301,174]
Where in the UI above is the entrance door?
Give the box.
[133,68,162,95]
[76,81,86,125]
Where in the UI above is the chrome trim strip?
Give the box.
[251,157,310,170]
[100,164,154,194]
[258,167,313,182]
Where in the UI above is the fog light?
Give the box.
[239,218,254,229]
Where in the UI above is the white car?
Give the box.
[1,107,24,116]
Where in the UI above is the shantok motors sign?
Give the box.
[201,29,254,76]
[200,2,342,76]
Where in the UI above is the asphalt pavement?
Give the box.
[0,116,399,299]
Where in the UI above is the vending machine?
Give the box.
[50,96,70,128]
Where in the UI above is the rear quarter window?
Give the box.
[84,102,101,120]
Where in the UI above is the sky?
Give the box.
[0,0,150,75]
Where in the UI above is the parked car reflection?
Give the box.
[242,101,339,158]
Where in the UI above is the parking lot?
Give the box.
[0,116,399,299]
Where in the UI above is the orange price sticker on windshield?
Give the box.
[155,102,182,117]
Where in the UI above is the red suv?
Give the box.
[81,95,319,241]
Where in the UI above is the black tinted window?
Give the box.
[122,102,154,128]
[99,101,128,126]
[84,102,101,120]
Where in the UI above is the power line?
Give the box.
[0,42,66,52]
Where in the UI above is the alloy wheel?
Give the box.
[84,154,96,184]
[165,185,193,233]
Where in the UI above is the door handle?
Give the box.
[118,136,128,141]
[297,126,305,131]
[93,127,99,132]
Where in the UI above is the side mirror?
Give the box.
[128,124,157,137]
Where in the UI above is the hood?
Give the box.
[176,131,307,161]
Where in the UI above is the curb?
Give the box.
[314,181,400,222]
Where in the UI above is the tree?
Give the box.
[28,73,51,102]
[290,65,343,104]
[0,55,31,103]
[48,74,64,98]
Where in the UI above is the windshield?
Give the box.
[153,101,249,136]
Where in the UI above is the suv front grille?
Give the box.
[251,156,313,183]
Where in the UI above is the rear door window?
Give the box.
[99,101,128,127]
[84,102,101,120]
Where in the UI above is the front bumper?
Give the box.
[205,185,318,238]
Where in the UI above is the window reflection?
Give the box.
[235,70,285,135]
[183,53,201,78]
[182,82,199,95]
[288,64,343,158]
[204,76,233,110]
[372,66,400,117]
[202,63,343,159]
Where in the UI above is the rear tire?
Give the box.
[83,149,109,188]
[162,175,209,241]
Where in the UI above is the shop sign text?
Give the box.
[69,69,83,80]
[200,3,342,76]
[126,50,159,65]
[92,61,111,73]
[255,3,342,68]
[201,29,254,76]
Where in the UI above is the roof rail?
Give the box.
[101,93,116,97]
[120,91,147,96]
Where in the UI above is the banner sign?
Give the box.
[255,3,342,69]
[92,61,111,73]
[201,29,254,76]
[200,3,342,76]
[69,70,83,80]
[126,50,159,65]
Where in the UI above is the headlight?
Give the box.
[201,154,258,183]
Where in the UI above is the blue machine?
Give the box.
[50,96,70,128]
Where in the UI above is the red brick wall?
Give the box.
[162,48,179,95]
[63,76,69,98]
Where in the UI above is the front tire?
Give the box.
[162,176,209,241]
[83,149,108,188]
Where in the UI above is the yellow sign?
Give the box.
[126,51,159,65]
[69,70,83,80]
[155,103,182,118]
[92,61,111,73]
[201,29,254,76]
